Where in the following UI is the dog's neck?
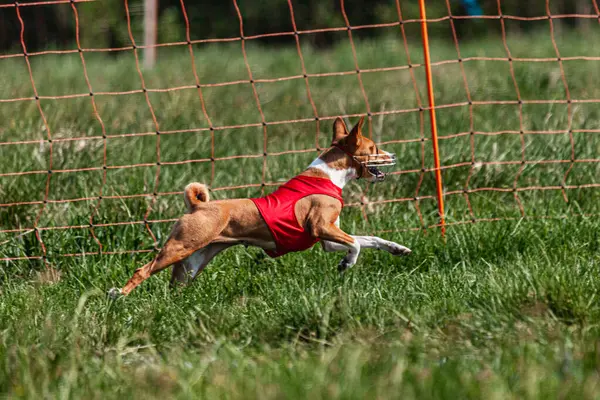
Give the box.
[305,148,357,189]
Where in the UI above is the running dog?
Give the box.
[109,116,411,297]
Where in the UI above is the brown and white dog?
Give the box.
[109,116,411,298]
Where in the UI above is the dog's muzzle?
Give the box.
[363,153,397,182]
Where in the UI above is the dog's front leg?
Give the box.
[321,217,410,258]
[314,223,361,272]
[323,236,411,256]
[356,236,411,256]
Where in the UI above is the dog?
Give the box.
[108,116,411,298]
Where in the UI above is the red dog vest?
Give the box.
[251,175,344,258]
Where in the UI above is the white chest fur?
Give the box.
[307,158,356,189]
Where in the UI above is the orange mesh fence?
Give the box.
[1,0,600,263]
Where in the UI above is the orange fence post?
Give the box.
[418,0,446,235]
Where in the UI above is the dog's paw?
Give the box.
[337,259,353,273]
[107,287,123,300]
[388,243,412,256]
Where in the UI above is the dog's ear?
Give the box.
[332,117,349,144]
[349,116,365,138]
[345,116,364,150]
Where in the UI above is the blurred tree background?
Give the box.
[0,0,596,53]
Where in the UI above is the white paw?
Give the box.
[338,256,356,272]
[107,287,123,299]
[387,243,412,256]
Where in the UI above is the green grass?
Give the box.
[2,30,600,398]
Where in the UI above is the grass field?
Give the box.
[2,29,600,398]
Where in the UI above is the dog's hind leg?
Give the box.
[170,243,233,286]
[116,238,198,296]
[112,214,227,297]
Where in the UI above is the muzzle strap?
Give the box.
[332,144,365,179]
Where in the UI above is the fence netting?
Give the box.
[1,0,599,263]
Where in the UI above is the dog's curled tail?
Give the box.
[184,182,210,212]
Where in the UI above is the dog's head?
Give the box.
[330,116,396,182]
